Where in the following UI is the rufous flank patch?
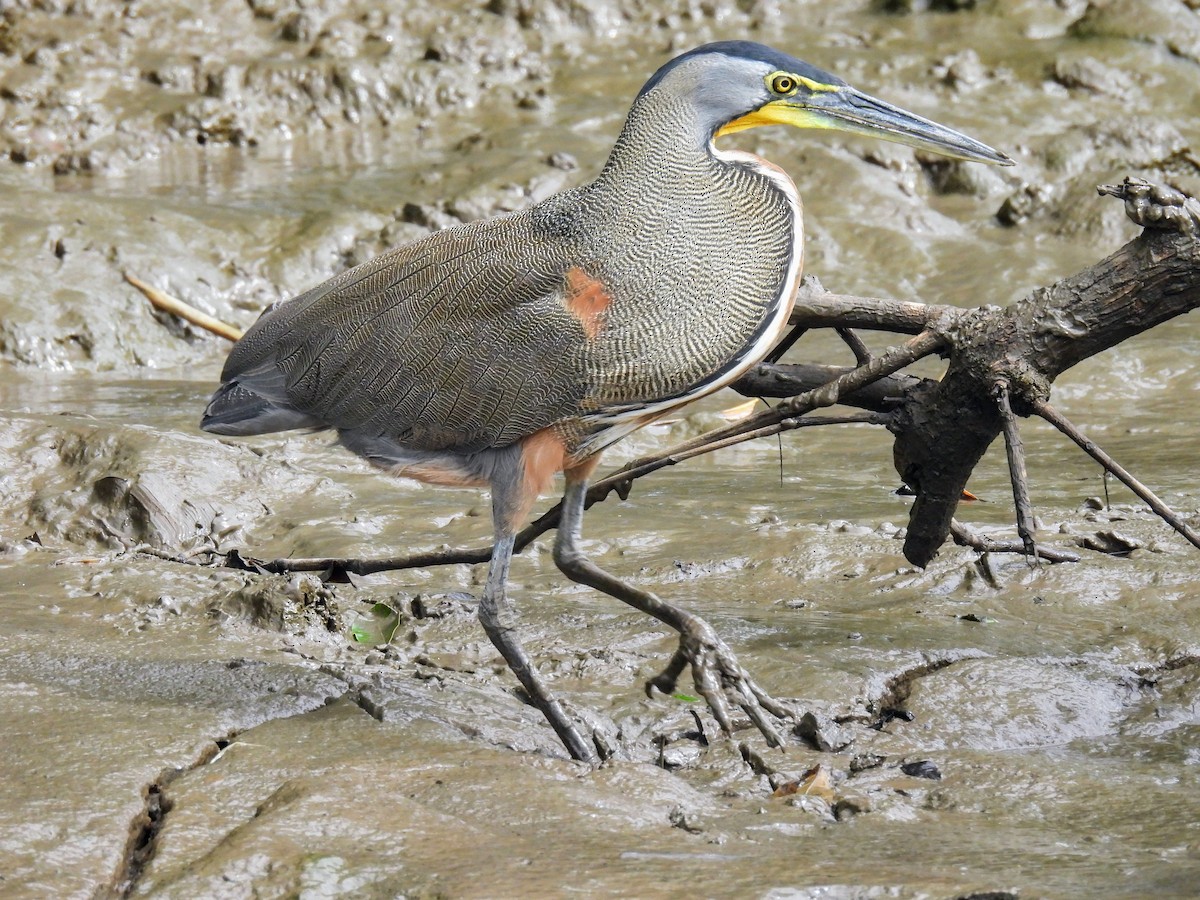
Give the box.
[564,267,612,339]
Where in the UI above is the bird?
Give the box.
[202,41,1013,764]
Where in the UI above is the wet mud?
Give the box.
[3,0,1200,897]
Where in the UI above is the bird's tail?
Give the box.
[201,380,324,436]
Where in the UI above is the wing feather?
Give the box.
[203,207,591,453]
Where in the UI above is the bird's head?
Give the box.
[638,41,1013,166]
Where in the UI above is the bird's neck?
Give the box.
[594,90,720,193]
[591,89,804,232]
[561,87,804,431]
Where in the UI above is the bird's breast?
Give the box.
[569,151,803,417]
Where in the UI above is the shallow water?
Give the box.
[2,1,1200,897]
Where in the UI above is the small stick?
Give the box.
[577,412,890,511]
[993,380,1040,562]
[1032,399,1200,552]
[125,272,244,342]
[949,520,1080,564]
[764,323,807,363]
[243,544,493,577]
[835,327,872,365]
[562,332,943,518]
[662,329,945,461]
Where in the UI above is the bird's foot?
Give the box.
[645,616,792,749]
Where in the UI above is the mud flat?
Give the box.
[2,1,1199,896]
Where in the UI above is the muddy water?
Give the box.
[3,1,1200,897]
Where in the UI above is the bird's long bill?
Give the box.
[747,87,1013,166]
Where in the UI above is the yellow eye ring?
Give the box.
[770,74,796,95]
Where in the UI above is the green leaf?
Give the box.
[350,602,401,646]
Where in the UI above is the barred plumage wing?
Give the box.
[203,211,590,453]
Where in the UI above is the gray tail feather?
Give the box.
[200,381,324,436]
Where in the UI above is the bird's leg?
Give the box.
[553,468,791,749]
[477,481,599,765]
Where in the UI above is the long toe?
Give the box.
[644,646,689,698]
[653,619,794,750]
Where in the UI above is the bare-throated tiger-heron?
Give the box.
[202,41,1012,764]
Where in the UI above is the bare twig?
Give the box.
[993,380,1040,562]
[582,412,889,506]
[1031,400,1200,552]
[764,323,808,363]
[836,327,872,365]
[125,273,245,341]
[577,330,944,514]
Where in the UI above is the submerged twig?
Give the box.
[949,520,1080,564]
[1032,400,1200,551]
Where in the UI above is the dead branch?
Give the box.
[125,272,245,342]
[949,520,1080,564]
[891,178,1200,565]
[733,362,923,413]
[787,277,953,334]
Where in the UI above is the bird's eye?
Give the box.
[770,74,797,95]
